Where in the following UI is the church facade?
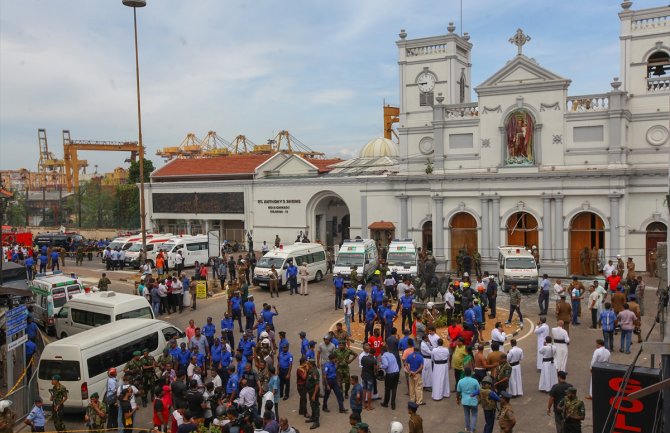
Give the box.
[145,2,670,276]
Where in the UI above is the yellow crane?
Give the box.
[62,130,140,192]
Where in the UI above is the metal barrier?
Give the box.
[6,368,39,423]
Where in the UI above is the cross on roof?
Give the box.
[509,28,531,56]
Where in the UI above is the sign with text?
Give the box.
[592,362,661,433]
[257,199,302,214]
[196,281,208,299]
[8,334,27,351]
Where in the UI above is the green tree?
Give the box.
[127,158,154,184]
[5,192,26,226]
[114,184,140,228]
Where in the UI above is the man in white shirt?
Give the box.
[384,275,397,300]
[491,322,507,349]
[553,279,565,304]
[261,241,270,254]
[588,338,610,399]
[443,288,455,323]
[235,379,257,409]
[534,317,550,371]
[603,260,616,290]
[343,297,353,336]
[396,279,409,300]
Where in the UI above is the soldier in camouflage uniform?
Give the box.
[478,376,499,433]
[349,267,358,286]
[140,348,157,407]
[457,249,465,275]
[334,341,356,398]
[558,387,585,433]
[306,359,321,429]
[473,249,482,278]
[498,391,517,433]
[494,353,512,394]
[50,374,69,433]
[157,347,176,371]
[84,392,107,433]
[76,246,84,266]
[123,351,144,405]
[333,323,349,348]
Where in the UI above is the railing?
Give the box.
[632,15,669,31]
[566,95,610,112]
[406,44,447,57]
[445,103,479,119]
[647,77,670,92]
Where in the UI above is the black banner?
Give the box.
[152,192,244,214]
[592,362,661,433]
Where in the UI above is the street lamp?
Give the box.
[122,0,147,253]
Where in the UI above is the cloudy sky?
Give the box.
[0,0,660,173]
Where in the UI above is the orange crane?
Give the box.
[383,104,400,141]
[155,132,202,160]
[62,130,140,192]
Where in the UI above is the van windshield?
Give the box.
[108,241,125,250]
[257,257,285,269]
[335,252,364,267]
[38,360,81,381]
[127,244,143,252]
[505,257,536,269]
[387,252,416,266]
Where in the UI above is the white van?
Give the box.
[55,291,154,339]
[253,243,327,288]
[162,235,211,268]
[386,239,419,277]
[38,319,186,410]
[124,235,175,268]
[333,238,379,283]
[498,245,539,293]
[30,272,83,335]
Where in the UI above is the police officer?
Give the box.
[334,340,356,398]
[84,392,107,433]
[278,344,294,400]
[559,387,585,433]
[407,401,423,433]
[140,348,157,407]
[50,375,68,433]
[498,391,517,433]
[305,358,321,430]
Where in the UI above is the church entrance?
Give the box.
[311,193,350,249]
[569,212,605,275]
[646,221,666,277]
[506,212,539,249]
[422,221,432,254]
[450,212,478,271]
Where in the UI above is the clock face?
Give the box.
[417,72,436,92]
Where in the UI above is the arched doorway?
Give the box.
[310,193,350,249]
[450,212,478,270]
[422,221,432,253]
[569,212,605,275]
[506,212,539,249]
[646,221,667,277]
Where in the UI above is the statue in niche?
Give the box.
[505,110,534,165]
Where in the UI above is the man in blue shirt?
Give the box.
[299,331,309,357]
[50,249,60,271]
[404,340,424,405]
[278,331,289,351]
[226,365,239,400]
[333,274,345,310]
[398,329,413,352]
[598,302,617,351]
[383,305,397,341]
[456,367,481,433]
[25,255,35,280]
[306,341,316,361]
[210,337,224,370]
[349,375,364,416]
[371,285,384,309]
[25,397,46,432]
[26,316,39,341]
[380,346,400,410]
[243,295,258,331]
[463,303,479,344]
[356,286,368,322]
[38,252,48,274]
[177,343,192,370]
[220,312,235,349]
[202,317,217,348]
[168,340,181,362]
[538,273,551,315]
[472,299,484,327]
[229,292,243,333]
[25,337,37,378]
[261,304,279,326]
[364,302,377,342]
[323,353,347,413]
[286,260,298,295]
[278,344,294,399]
[239,331,256,359]
[399,290,414,332]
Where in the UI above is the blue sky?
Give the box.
[0,0,662,172]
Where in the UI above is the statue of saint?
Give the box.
[505,111,534,164]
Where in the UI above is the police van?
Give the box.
[497,245,539,293]
[386,239,419,277]
[253,243,327,288]
[38,319,186,410]
[333,238,378,283]
[30,271,84,335]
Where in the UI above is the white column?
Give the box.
[609,194,621,256]
[399,195,409,239]
[542,197,553,260]
[491,197,501,253]
[360,194,368,238]
[480,198,490,258]
[433,196,445,264]
[554,197,564,261]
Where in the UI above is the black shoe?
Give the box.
[381,403,389,408]
[305,418,314,423]
[339,409,348,413]
[310,423,320,429]
[283,396,289,400]
[322,407,330,413]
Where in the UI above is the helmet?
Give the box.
[463,282,470,288]
[0,400,12,413]
[427,302,435,309]
[108,368,117,376]
[390,421,404,433]
[481,375,493,384]
[260,332,269,339]
[262,338,271,345]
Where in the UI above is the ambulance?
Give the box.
[333,238,378,283]
[30,271,84,335]
[386,239,418,277]
[497,245,539,293]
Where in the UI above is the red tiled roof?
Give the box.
[309,158,342,173]
[152,154,274,179]
[368,221,395,230]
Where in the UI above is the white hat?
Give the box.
[616,254,621,258]
[427,302,435,309]
[390,421,404,433]
[260,331,269,339]
[212,418,221,426]
[0,400,12,413]
[463,272,469,277]
[262,338,270,345]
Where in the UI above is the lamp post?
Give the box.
[122,0,147,253]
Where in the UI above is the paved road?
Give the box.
[14,257,664,433]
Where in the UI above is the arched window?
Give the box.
[647,51,670,78]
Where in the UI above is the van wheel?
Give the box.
[315,271,323,282]
[60,332,67,340]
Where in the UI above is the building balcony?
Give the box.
[566,94,610,112]
[647,77,670,92]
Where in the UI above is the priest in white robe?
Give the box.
[588,338,611,398]
[420,335,433,388]
[534,317,550,370]
[538,336,558,392]
[431,338,451,400]
[550,321,570,372]
[507,338,524,397]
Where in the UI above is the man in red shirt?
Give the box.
[447,322,463,350]
[607,271,622,292]
[368,328,383,357]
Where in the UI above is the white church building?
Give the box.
[146,2,670,276]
